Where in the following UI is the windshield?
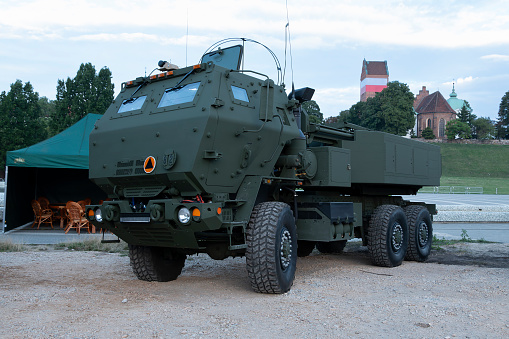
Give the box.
[118,96,147,113]
[158,82,201,108]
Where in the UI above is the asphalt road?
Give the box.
[434,223,509,243]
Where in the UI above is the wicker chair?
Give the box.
[65,201,90,234]
[31,200,54,229]
[37,197,51,210]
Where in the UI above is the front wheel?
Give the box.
[367,205,408,267]
[246,202,297,294]
[129,245,186,282]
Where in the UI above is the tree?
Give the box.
[472,117,495,140]
[38,96,56,118]
[0,80,47,169]
[50,63,114,135]
[445,119,471,140]
[457,101,475,126]
[302,100,323,124]
[340,81,415,136]
[498,90,509,125]
[421,127,435,139]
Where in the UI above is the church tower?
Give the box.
[360,59,389,102]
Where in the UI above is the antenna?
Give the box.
[186,7,189,67]
[284,0,294,92]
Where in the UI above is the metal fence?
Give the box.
[418,186,484,194]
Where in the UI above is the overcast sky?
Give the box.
[1,0,508,120]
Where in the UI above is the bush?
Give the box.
[421,127,435,139]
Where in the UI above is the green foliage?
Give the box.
[341,81,415,135]
[457,101,475,126]
[461,229,472,241]
[498,90,509,125]
[472,117,495,140]
[0,80,48,169]
[431,234,493,250]
[421,126,435,139]
[38,96,56,118]
[302,100,323,124]
[496,123,508,140]
[51,63,114,136]
[445,119,471,139]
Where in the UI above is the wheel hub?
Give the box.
[391,222,403,251]
[418,221,429,247]
[280,228,292,270]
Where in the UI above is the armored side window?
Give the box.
[158,82,201,108]
[118,96,147,113]
[231,85,249,102]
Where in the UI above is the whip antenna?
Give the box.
[284,0,295,94]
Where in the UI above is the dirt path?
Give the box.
[1,243,508,338]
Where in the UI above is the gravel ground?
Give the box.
[1,243,508,338]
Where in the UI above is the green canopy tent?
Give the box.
[2,114,106,232]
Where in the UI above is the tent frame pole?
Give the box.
[2,166,8,234]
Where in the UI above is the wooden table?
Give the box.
[49,204,67,228]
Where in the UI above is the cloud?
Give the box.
[313,86,359,117]
[2,1,509,49]
[71,33,160,43]
[443,76,478,87]
[481,54,509,62]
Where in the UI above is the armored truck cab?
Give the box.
[87,42,441,293]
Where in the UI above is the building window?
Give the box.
[439,119,445,138]
[427,118,431,128]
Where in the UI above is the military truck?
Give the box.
[86,40,440,294]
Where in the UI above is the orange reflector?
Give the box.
[217,207,222,215]
[193,64,201,69]
[88,209,95,217]
[158,73,165,78]
[192,208,201,217]
[126,81,134,86]
[167,71,174,76]
[150,75,157,80]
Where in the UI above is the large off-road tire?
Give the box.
[367,205,408,267]
[404,205,433,262]
[129,245,186,282]
[316,240,348,254]
[297,241,316,257]
[246,202,297,294]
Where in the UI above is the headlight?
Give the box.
[178,207,191,224]
[95,208,103,223]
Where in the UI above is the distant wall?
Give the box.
[416,138,509,145]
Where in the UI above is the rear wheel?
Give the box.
[246,202,297,294]
[367,205,408,267]
[129,245,186,282]
[316,240,347,254]
[404,205,433,262]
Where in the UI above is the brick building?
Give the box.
[415,87,457,139]
[360,59,389,102]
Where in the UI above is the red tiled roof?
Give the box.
[415,91,456,114]
[362,60,388,76]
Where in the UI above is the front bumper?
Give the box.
[87,199,225,248]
